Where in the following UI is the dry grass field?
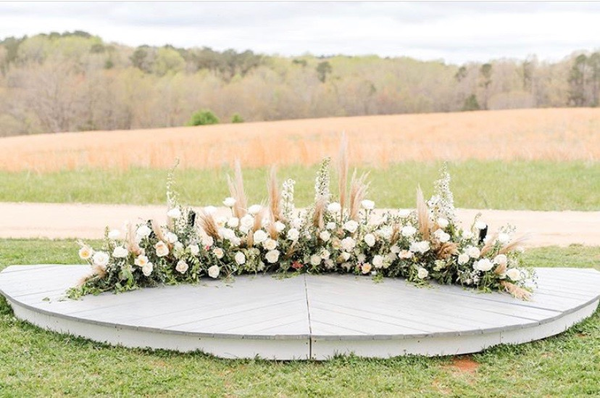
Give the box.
[0,108,599,173]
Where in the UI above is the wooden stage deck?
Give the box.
[0,265,599,360]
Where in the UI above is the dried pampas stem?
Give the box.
[494,263,507,276]
[499,234,531,254]
[349,170,369,221]
[198,210,220,241]
[126,223,142,256]
[416,186,430,240]
[268,166,282,222]
[501,281,532,300]
[227,159,248,219]
[337,133,349,219]
[390,224,400,246]
[152,219,166,244]
[480,232,499,257]
[313,197,326,230]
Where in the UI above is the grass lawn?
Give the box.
[1,160,599,210]
[0,239,599,396]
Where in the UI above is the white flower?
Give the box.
[155,241,169,257]
[475,221,487,230]
[108,229,121,240]
[327,202,341,213]
[292,217,304,229]
[319,230,331,242]
[254,230,269,245]
[208,265,220,278]
[248,204,262,215]
[92,251,109,267]
[398,250,413,259]
[263,238,278,251]
[240,214,254,229]
[134,255,149,267]
[176,260,189,274]
[326,222,336,230]
[475,258,494,272]
[325,259,335,269]
[458,253,470,265]
[227,217,240,228]
[341,252,351,261]
[166,232,178,243]
[390,245,400,254]
[320,249,331,259]
[361,200,375,210]
[223,197,236,207]
[466,246,481,259]
[417,267,429,279]
[310,254,321,266]
[364,233,376,247]
[265,249,280,264]
[167,208,182,219]
[235,251,246,265]
[213,248,224,259]
[274,221,286,233]
[173,242,184,257]
[434,229,450,243]
[142,262,153,276]
[437,218,449,229]
[112,246,128,258]
[498,233,511,244]
[410,241,430,254]
[401,225,417,237]
[493,254,508,266]
[287,228,300,241]
[221,228,236,241]
[343,220,359,233]
[136,225,152,238]
[341,237,356,251]
[506,268,522,281]
[377,226,393,239]
[79,246,93,260]
[188,244,200,256]
[204,206,217,215]
[398,209,411,218]
[462,230,474,239]
[357,253,367,263]
[372,255,384,269]
[216,216,227,227]
[202,236,214,248]
[361,263,372,274]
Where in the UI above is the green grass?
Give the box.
[1,160,599,210]
[0,239,599,396]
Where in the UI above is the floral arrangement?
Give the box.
[70,144,535,300]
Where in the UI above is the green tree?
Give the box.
[187,109,219,126]
[568,54,588,107]
[231,113,244,123]
[316,61,332,83]
[462,94,480,111]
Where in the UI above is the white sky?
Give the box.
[0,2,599,64]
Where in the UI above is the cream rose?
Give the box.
[223,197,236,207]
[112,246,128,258]
[372,255,384,269]
[287,228,300,241]
[319,230,331,242]
[176,260,189,274]
[327,202,341,213]
[155,241,169,257]
[167,208,182,219]
[92,251,109,267]
[265,250,280,264]
[417,267,429,279]
[364,233,376,247]
[401,225,417,237]
[234,251,246,265]
[208,265,220,278]
[134,255,149,267]
[253,229,268,244]
[361,200,375,210]
[341,237,356,251]
[343,220,359,233]
[79,246,93,260]
[506,268,522,281]
[263,238,278,251]
[142,262,153,276]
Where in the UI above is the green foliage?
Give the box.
[462,94,481,111]
[316,61,332,83]
[231,113,244,123]
[187,109,219,126]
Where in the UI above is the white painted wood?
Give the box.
[1,265,599,360]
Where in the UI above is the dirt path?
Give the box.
[0,202,598,247]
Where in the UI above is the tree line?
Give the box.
[0,31,599,136]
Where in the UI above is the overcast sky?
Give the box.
[1,2,599,64]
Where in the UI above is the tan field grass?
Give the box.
[1,108,599,172]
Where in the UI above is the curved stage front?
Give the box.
[0,265,599,360]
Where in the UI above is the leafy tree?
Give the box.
[316,61,332,83]
[568,54,588,107]
[462,94,480,111]
[187,109,219,126]
[231,113,244,123]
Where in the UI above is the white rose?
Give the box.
[142,262,153,276]
[227,217,240,228]
[263,238,278,251]
[493,254,508,266]
[364,233,376,247]
[292,217,304,229]
[506,268,522,281]
[248,204,262,215]
[167,208,182,219]
[320,249,330,259]
[390,245,400,254]
[319,230,331,242]
[326,222,336,230]
[372,255,384,269]
[235,251,246,265]
[189,244,200,256]
[275,221,286,232]
[361,200,375,210]
[240,214,254,229]
[466,246,481,259]
[401,225,417,237]
[357,253,366,263]
[112,246,128,258]
[341,237,356,251]
[202,236,214,248]
[213,248,224,259]
[286,228,300,241]
[155,241,169,257]
[223,197,236,207]
[327,202,341,213]
[166,232,178,243]
[434,229,450,243]
[410,241,430,254]
[343,220,359,233]
[134,255,149,267]
[136,225,152,238]
[377,226,393,240]
[475,221,487,230]
[458,253,470,265]
[176,260,189,274]
[417,267,429,279]
[216,216,227,227]
[92,251,109,267]
[265,249,280,264]
[498,233,511,244]
[398,250,413,259]
[208,265,220,278]
[253,229,268,244]
[310,254,321,266]
[475,258,494,272]
[204,206,217,215]
[108,229,121,240]
[437,218,449,229]
[221,228,236,241]
[398,209,411,218]
[79,246,93,260]
[341,252,351,261]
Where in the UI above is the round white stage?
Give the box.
[0,265,599,360]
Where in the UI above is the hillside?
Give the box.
[1,108,599,172]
